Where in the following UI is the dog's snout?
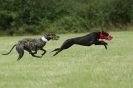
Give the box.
[107,35,113,40]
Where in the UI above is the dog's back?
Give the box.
[17,38,45,51]
[70,32,98,46]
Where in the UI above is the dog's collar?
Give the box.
[41,36,48,42]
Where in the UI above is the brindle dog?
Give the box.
[2,33,59,61]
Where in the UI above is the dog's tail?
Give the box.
[2,44,16,55]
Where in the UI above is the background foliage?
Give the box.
[0,0,133,35]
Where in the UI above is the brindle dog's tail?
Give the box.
[2,44,16,55]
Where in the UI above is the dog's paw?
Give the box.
[105,43,108,45]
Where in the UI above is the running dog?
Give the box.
[52,31,113,56]
[2,33,59,61]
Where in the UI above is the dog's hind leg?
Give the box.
[51,48,60,52]
[53,49,62,56]
[16,45,24,61]
[53,39,74,56]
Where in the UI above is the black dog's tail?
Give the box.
[2,44,16,55]
[52,48,62,56]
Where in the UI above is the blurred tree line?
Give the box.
[0,0,133,35]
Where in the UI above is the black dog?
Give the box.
[52,31,113,56]
[2,33,59,61]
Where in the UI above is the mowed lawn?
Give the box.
[0,32,133,88]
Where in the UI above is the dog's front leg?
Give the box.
[40,48,46,56]
[28,50,42,58]
[32,50,37,54]
[30,52,42,58]
[95,41,108,49]
[32,46,38,54]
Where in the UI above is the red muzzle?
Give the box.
[99,33,113,40]
[107,35,113,40]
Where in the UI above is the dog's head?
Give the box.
[45,33,60,40]
[99,31,113,40]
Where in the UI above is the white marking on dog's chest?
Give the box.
[41,36,48,42]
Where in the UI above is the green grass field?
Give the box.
[0,32,133,88]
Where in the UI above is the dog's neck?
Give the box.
[41,36,48,42]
